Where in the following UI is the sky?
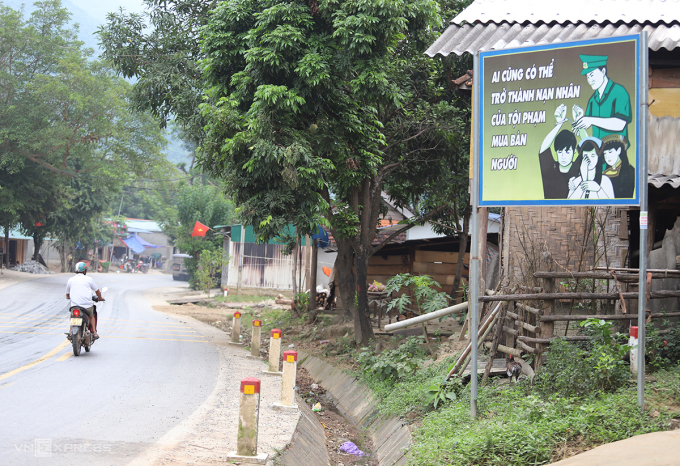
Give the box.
[67,0,145,21]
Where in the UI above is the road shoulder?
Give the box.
[127,289,299,465]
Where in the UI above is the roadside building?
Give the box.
[427,0,680,310]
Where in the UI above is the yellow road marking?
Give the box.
[0,383,15,390]
[57,352,73,362]
[0,331,207,342]
[0,340,69,382]
[0,325,197,333]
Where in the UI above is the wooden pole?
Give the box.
[480,290,680,302]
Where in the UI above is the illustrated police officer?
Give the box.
[573,54,632,144]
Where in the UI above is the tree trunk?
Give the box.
[3,226,8,268]
[451,206,471,303]
[32,232,42,262]
[354,249,375,346]
[334,240,356,321]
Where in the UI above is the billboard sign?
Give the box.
[479,35,641,206]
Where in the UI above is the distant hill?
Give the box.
[164,131,194,166]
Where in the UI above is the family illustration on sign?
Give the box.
[538,54,635,200]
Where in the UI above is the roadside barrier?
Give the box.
[247,319,262,359]
[273,350,298,412]
[226,377,268,464]
[262,329,283,375]
[230,311,242,345]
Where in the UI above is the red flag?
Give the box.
[192,221,209,237]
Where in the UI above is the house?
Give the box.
[111,218,173,269]
[427,0,680,297]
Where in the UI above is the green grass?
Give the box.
[353,346,679,466]
[409,383,672,465]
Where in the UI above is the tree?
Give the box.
[99,0,473,345]
[160,182,235,288]
[198,0,472,345]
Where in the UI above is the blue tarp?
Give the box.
[311,226,329,248]
[120,233,162,254]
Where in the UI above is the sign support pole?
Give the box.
[637,31,649,410]
[469,51,481,419]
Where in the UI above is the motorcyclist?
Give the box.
[65,262,104,339]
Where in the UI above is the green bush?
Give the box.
[536,319,629,397]
[357,336,427,382]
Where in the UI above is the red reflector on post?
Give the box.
[630,326,638,338]
[73,309,80,317]
[233,312,241,319]
[283,350,297,363]
[240,377,261,394]
[253,319,262,327]
[271,329,281,339]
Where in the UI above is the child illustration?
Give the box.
[567,137,615,199]
[601,134,635,198]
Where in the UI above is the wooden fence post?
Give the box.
[537,278,556,370]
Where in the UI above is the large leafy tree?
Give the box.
[99,0,472,345]
[198,0,471,344]
[0,0,169,269]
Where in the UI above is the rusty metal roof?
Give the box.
[426,0,680,56]
[453,0,680,26]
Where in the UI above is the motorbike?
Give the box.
[66,287,108,356]
[118,258,135,273]
[134,260,149,274]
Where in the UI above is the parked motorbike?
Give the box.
[66,287,107,356]
[135,260,149,274]
[118,258,135,273]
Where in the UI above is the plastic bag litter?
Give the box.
[312,402,322,412]
[339,441,366,456]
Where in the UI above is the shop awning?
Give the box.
[120,233,163,254]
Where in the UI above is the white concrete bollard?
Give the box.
[230,311,243,345]
[262,329,283,376]
[273,350,298,412]
[226,377,268,464]
[246,319,262,359]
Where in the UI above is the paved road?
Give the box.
[0,272,219,465]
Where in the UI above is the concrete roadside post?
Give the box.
[226,377,268,464]
[230,311,243,345]
[262,329,283,376]
[247,319,262,359]
[273,350,298,412]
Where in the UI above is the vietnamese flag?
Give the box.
[192,221,209,237]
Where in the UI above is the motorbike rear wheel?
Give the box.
[72,327,82,356]
[142,267,149,274]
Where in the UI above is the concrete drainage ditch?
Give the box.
[277,352,410,466]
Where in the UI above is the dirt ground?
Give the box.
[296,367,377,466]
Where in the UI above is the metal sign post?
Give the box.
[637,31,649,410]
[469,51,481,419]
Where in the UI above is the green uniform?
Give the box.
[585,79,631,141]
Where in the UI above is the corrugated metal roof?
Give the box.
[649,174,680,188]
[426,21,680,57]
[452,0,680,26]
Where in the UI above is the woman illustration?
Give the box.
[601,134,635,198]
[568,137,615,199]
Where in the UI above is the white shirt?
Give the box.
[66,274,99,308]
